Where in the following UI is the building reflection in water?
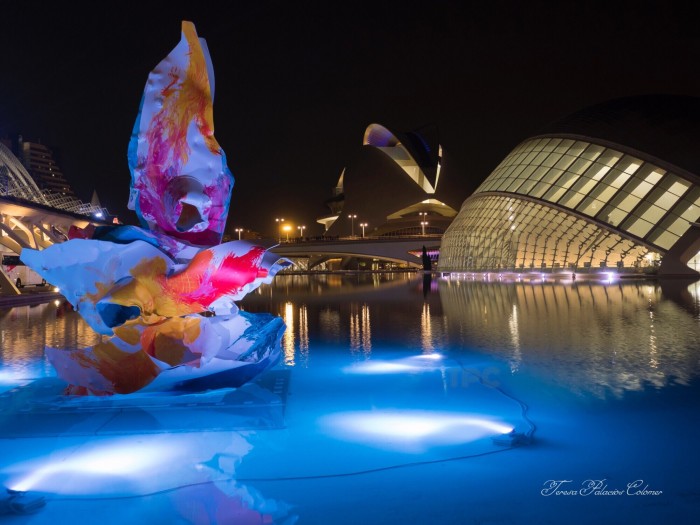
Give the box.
[298,304,309,366]
[420,303,433,353]
[241,273,446,359]
[439,279,700,398]
[349,304,372,357]
[507,304,521,373]
[647,287,658,370]
[362,304,371,356]
[688,280,700,313]
[282,301,295,366]
[0,301,101,379]
[5,274,698,401]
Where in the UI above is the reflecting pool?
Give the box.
[0,273,699,524]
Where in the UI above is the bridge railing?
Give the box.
[41,192,108,217]
[277,233,442,244]
[1,185,109,218]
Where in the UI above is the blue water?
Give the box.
[0,274,699,524]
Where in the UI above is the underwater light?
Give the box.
[321,410,514,451]
[8,440,182,493]
[492,430,528,447]
[343,354,444,375]
[344,362,417,374]
[415,353,443,360]
[0,371,30,384]
[0,488,45,515]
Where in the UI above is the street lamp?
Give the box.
[275,217,285,242]
[234,227,243,240]
[360,222,368,238]
[348,214,357,237]
[297,225,306,239]
[418,212,428,236]
[282,224,292,242]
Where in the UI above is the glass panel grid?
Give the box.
[470,137,696,255]
[439,195,658,271]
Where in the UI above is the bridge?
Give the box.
[1,142,110,295]
[0,196,113,295]
[2,137,443,289]
[270,235,442,270]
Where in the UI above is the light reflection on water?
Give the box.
[243,274,700,398]
[1,274,699,398]
[349,303,371,357]
[0,301,102,379]
[438,278,700,398]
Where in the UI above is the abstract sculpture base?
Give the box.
[43,312,285,396]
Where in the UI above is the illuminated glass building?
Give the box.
[439,96,700,276]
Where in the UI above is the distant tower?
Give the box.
[90,190,101,208]
[18,136,76,197]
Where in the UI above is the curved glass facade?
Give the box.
[439,137,700,272]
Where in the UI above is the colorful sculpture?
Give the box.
[127,21,232,248]
[21,21,289,395]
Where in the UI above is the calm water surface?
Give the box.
[241,273,700,398]
[2,273,699,399]
[1,273,700,524]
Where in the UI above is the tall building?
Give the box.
[438,95,700,276]
[18,136,76,197]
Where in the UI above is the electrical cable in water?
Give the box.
[45,445,517,502]
[452,357,537,446]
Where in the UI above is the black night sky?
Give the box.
[2,1,700,237]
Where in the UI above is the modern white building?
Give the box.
[0,142,108,253]
[439,95,700,276]
[318,123,463,238]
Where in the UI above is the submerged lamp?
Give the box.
[0,488,45,515]
[342,354,444,375]
[322,410,514,452]
[492,430,528,447]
